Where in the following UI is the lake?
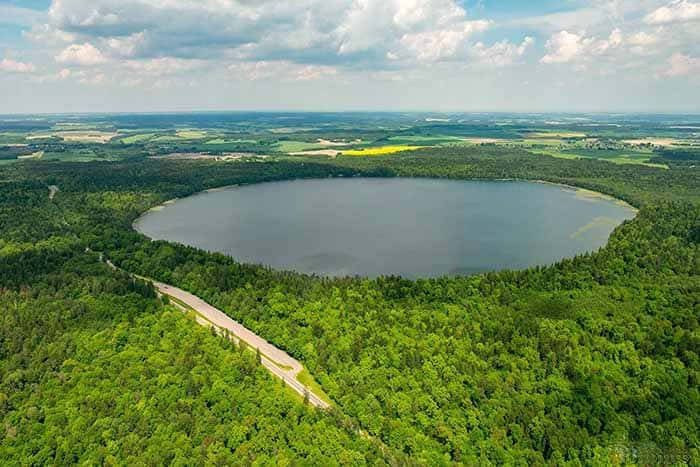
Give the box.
[134,178,637,278]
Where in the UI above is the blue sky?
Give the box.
[0,0,699,113]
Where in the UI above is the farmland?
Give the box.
[1,112,697,166]
[342,145,429,156]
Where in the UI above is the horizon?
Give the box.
[2,110,700,117]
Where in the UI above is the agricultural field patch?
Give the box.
[317,138,361,146]
[289,149,341,158]
[205,138,259,145]
[52,123,105,131]
[622,138,696,148]
[121,133,156,144]
[0,133,29,144]
[461,137,509,144]
[388,135,465,145]
[522,138,568,146]
[529,131,587,138]
[274,141,325,153]
[26,134,55,141]
[269,127,318,134]
[151,135,182,142]
[176,130,207,139]
[342,145,429,156]
[54,131,118,143]
[532,148,668,168]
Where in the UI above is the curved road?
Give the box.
[152,280,330,409]
[103,257,329,409]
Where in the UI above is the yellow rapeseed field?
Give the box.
[342,145,428,156]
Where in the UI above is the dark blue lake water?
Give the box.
[134,178,636,278]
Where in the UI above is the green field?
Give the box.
[274,141,325,152]
[121,133,156,144]
[532,148,668,168]
[151,135,182,142]
[176,130,207,139]
[205,138,258,145]
[387,135,465,145]
[0,133,28,144]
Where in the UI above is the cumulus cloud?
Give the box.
[228,61,284,81]
[105,32,146,57]
[540,31,587,64]
[472,36,534,66]
[55,43,108,65]
[31,67,77,83]
[665,52,700,76]
[644,0,700,24]
[399,20,490,61]
[24,23,76,43]
[15,0,696,92]
[540,29,622,64]
[40,0,516,69]
[627,31,658,46]
[295,64,339,80]
[0,58,36,73]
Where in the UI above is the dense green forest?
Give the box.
[1,146,699,465]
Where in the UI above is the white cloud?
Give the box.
[627,31,658,46]
[24,23,76,43]
[14,0,698,103]
[42,0,506,69]
[508,7,611,34]
[79,72,106,85]
[123,57,200,76]
[30,68,74,83]
[229,60,338,81]
[228,61,285,81]
[540,31,587,64]
[334,0,478,59]
[0,58,36,73]
[56,43,108,66]
[105,32,145,57]
[540,29,623,64]
[295,64,339,80]
[665,52,700,76]
[399,20,490,61]
[644,0,700,24]
[472,37,533,67]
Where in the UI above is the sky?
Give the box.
[0,0,698,113]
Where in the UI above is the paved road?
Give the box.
[102,257,330,408]
[152,281,330,409]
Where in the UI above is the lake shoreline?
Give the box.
[134,177,638,229]
[133,177,638,279]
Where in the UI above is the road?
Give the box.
[102,257,329,409]
[152,280,330,409]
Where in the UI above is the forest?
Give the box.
[1,145,699,465]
